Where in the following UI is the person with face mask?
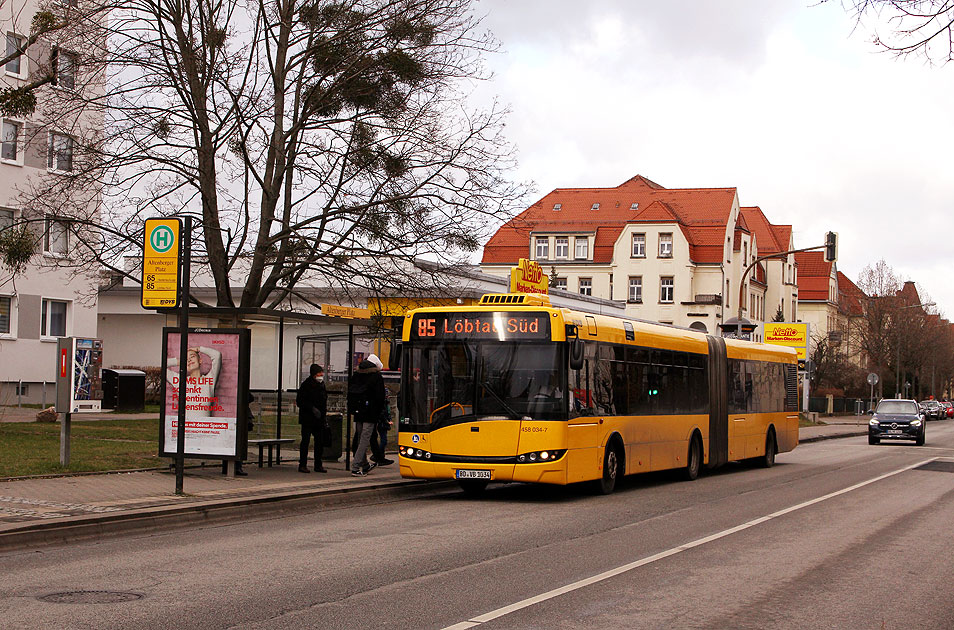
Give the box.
[296,363,328,473]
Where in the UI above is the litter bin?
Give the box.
[321,412,344,462]
[102,369,146,411]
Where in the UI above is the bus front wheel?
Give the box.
[594,443,621,495]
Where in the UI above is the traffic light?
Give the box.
[824,231,837,262]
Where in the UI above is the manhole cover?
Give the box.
[39,591,144,604]
[915,461,954,473]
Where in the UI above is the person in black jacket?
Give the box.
[297,364,328,473]
[348,356,386,476]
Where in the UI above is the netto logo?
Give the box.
[150,225,176,253]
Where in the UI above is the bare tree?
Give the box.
[4,0,528,308]
[832,0,954,64]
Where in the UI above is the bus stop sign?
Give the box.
[142,218,182,309]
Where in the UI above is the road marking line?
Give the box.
[441,458,935,630]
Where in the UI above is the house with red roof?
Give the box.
[480,175,797,336]
[794,251,837,344]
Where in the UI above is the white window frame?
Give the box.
[40,297,70,339]
[631,233,645,258]
[578,277,592,296]
[0,294,15,338]
[48,132,74,172]
[44,216,69,256]
[53,47,78,90]
[554,236,569,259]
[534,236,549,260]
[658,233,673,258]
[5,33,26,78]
[0,207,14,230]
[574,237,588,260]
[660,276,674,303]
[1,118,23,165]
[553,277,567,291]
[628,276,642,303]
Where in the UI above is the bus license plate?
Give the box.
[456,469,491,480]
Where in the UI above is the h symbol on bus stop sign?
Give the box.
[151,226,175,253]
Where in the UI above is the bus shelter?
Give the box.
[163,305,386,471]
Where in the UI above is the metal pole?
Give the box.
[60,411,71,467]
[277,317,284,441]
[175,217,192,495]
[346,324,354,470]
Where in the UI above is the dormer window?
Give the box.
[591,203,599,211]
[552,203,562,211]
[535,236,549,260]
[575,237,588,260]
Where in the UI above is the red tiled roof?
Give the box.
[740,206,791,256]
[837,271,867,316]
[481,175,738,265]
[795,251,833,301]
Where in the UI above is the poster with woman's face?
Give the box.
[162,331,241,457]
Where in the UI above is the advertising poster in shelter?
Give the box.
[160,328,249,458]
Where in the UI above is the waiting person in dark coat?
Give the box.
[348,353,393,466]
[297,364,328,473]
[348,355,386,476]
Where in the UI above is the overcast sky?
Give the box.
[469,0,954,316]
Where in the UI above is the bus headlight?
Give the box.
[516,450,565,463]
[399,446,433,460]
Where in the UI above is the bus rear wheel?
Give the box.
[681,435,702,481]
[459,479,489,496]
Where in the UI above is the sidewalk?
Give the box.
[0,418,869,550]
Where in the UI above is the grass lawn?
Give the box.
[0,418,163,477]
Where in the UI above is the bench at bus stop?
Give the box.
[248,438,296,468]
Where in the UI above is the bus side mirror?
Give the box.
[389,342,403,371]
[569,338,584,371]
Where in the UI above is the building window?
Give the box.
[628,276,642,303]
[578,278,592,296]
[49,133,74,172]
[5,34,25,76]
[44,216,69,255]
[575,237,588,260]
[41,298,68,337]
[726,279,730,309]
[660,277,674,303]
[0,208,12,229]
[591,203,600,211]
[1,119,21,162]
[53,48,77,89]
[0,295,11,334]
[632,233,645,258]
[658,233,673,258]
[553,277,567,291]
[552,203,562,211]
[554,237,568,259]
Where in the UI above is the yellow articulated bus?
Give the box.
[396,292,799,495]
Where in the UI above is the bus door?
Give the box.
[566,342,599,483]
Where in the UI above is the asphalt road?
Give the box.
[3,423,954,630]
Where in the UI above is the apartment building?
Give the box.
[0,0,102,404]
[480,175,797,336]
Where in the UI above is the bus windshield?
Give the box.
[402,341,565,429]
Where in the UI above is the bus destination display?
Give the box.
[411,312,551,340]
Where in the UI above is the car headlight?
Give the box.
[869,418,879,426]
[911,419,922,426]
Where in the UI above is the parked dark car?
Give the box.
[919,399,944,420]
[869,399,925,445]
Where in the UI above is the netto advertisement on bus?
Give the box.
[159,328,250,459]
[411,312,551,341]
